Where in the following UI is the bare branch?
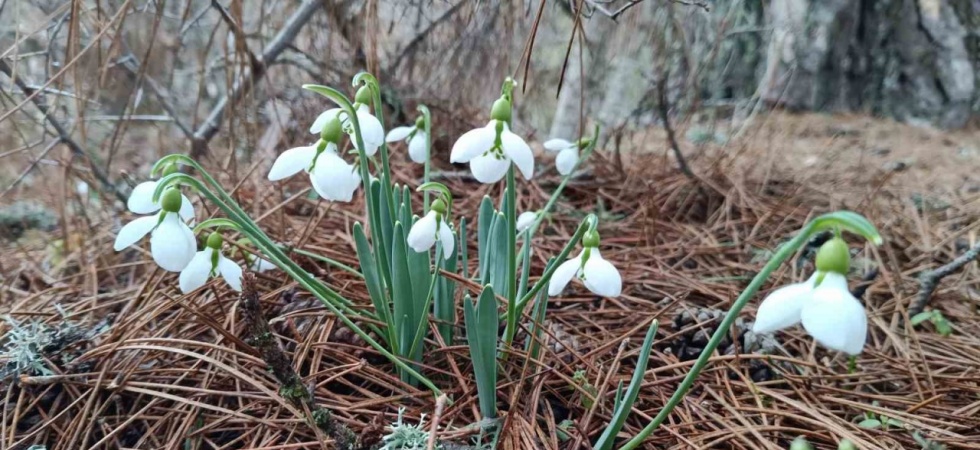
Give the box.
[0,59,126,203]
[190,0,323,159]
[910,241,980,316]
[656,67,694,178]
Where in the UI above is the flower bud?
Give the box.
[790,436,814,450]
[583,230,600,248]
[320,116,343,143]
[354,86,372,105]
[160,188,183,213]
[490,97,512,123]
[837,439,857,450]
[815,237,851,275]
[206,232,223,250]
[577,137,592,149]
[431,198,447,215]
[415,115,426,129]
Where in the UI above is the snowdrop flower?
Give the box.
[517,211,537,233]
[268,116,362,202]
[249,257,278,273]
[450,95,534,183]
[113,188,197,272]
[752,238,867,355]
[309,87,384,157]
[548,230,622,297]
[179,232,243,293]
[406,199,455,260]
[542,138,585,176]
[126,164,195,221]
[386,116,428,163]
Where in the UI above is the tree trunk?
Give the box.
[760,0,977,128]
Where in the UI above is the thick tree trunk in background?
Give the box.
[761,0,977,128]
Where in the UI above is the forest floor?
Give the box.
[1,110,979,449]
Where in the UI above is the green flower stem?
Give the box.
[516,125,599,267]
[303,84,393,294]
[193,218,241,234]
[500,166,517,360]
[510,214,594,319]
[619,213,882,449]
[356,73,394,204]
[153,174,440,395]
[418,104,432,212]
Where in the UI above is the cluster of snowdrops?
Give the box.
[112,74,882,448]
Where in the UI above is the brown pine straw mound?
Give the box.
[2,149,979,450]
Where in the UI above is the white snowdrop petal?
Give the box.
[469,152,510,184]
[582,251,622,297]
[548,255,583,297]
[802,275,867,355]
[268,145,317,181]
[310,152,360,202]
[310,108,342,134]
[543,139,574,152]
[450,123,496,163]
[251,258,278,273]
[438,218,455,260]
[127,181,161,214]
[217,255,244,292]
[751,274,818,334]
[386,126,414,142]
[500,130,534,180]
[178,194,195,222]
[408,132,428,163]
[113,215,158,251]
[555,147,579,176]
[179,249,213,293]
[407,211,438,253]
[150,214,197,272]
[354,111,384,157]
[516,211,537,233]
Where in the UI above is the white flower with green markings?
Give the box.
[752,237,868,355]
[406,198,454,260]
[179,232,243,293]
[268,116,361,202]
[386,116,428,163]
[113,188,197,272]
[309,86,384,156]
[549,230,622,297]
[450,94,534,183]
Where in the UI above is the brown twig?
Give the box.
[656,66,694,179]
[237,273,358,449]
[910,240,980,316]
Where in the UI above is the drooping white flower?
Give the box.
[548,231,622,297]
[309,86,385,157]
[406,200,455,260]
[179,233,243,293]
[268,137,361,202]
[450,93,534,183]
[113,189,197,272]
[543,138,580,176]
[517,211,537,233]
[386,117,428,163]
[127,180,195,222]
[751,238,868,355]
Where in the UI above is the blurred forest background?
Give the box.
[2,0,979,215]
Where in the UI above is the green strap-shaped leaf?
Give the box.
[390,223,414,356]
[353,222,390,344]
[593,319,660,450]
